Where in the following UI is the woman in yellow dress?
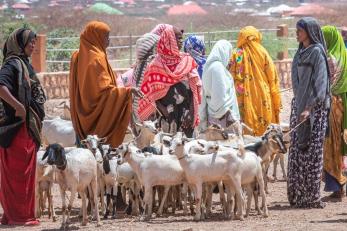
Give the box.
[230,26,281,136]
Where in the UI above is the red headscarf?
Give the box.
[138,26,201,126]
[151,24,171,36]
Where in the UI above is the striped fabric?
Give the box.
[151,24,171,36]
[138,26,202,127]
[132,33,159,122]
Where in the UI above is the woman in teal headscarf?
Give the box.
[322,26,347,200]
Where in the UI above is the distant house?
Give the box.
[12,3,31,10]
[167,1,207,16]
[288,4,336,17]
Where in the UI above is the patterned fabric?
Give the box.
[287,99,328,208]
[133,33,160,87]
[132,33,160,122]
[138,26,201,127]
[151,24,171,36]
[323,96,347,188]
[322,26,347,155]
[183,35,206,78]
[230,26,281,136]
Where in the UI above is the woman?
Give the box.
[184,35,206,78]
[69,21,142,147]
[0,28,45,225]
[132,33,160,125]
[138,26,201,137]
[230,26,281,136]
[322,26,347,200]
[199,40,240,130]
[287,17,330,208]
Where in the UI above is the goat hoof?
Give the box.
[239,216,245,221]
[140,216,150,222]
[193,215,201,221]
[96,222,102,227]
[111,215,116,220]
[81,221,88,226]
[53,216,57,222]
[263,211,269,218]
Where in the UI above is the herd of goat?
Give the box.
[36,101,290,229]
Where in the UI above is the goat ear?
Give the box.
[42,149,49,160]
[197,141,205,148]
[99,137,107,144]
[80,139,87,145]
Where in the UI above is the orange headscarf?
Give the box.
[69,21,132,147]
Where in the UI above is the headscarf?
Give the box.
[200,40,240,129]
[296,17,327,51]
[322,26,347,94]
[69,21,132,147]
[151,24,171,36]
[133,33,160,87]
[322,25,347,150]
[138,26,201,126]
[2,28,45,147]
[184,35,206,78]
[230,26,281,135]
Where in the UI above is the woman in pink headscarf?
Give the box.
[138,26,201,137]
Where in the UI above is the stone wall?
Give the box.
[38,62,292,100]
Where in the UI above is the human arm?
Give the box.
[0,86,25,120]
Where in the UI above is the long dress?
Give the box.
[287,18,330,208]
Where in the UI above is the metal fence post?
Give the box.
[32,34,47,73]
[208,32,211,51]
[129,34,133,66]
[276,24,288,60]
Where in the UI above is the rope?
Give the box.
[283,118,308,139]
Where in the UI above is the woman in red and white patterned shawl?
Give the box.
[138,26,201,137]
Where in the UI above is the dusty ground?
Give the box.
[1,91,347,231]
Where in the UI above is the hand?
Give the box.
[131,87,144,98]
[14,103,26,120]
[299,110,310,122]
[223,110,236,127]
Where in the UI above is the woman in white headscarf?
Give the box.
[199,40,240,130]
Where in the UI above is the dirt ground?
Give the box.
[1,91,347,231]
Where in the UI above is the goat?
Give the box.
[169,132,245,221]
[42,144,100,229]
[116,142,186,221]
[42,117,76,147]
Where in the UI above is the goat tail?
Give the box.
[238,142,246,157]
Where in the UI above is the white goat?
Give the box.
[55,101,71,120]
[42,117,76,147]
[42,144,100,229]
[169,132,245,221]
[116,142,186,221]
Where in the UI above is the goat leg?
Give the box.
[157,186,170,216]
[280,154,287,180]
[80,191,88,226]
[104,194,111,219]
